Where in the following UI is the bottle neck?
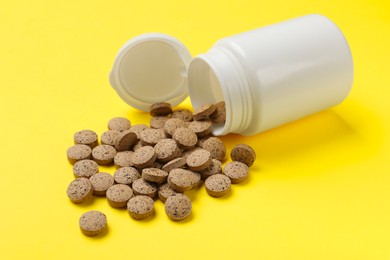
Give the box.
[188,47,253,135]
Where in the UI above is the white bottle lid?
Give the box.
[109,33,192,111]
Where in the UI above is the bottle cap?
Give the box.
[110,33,192,111]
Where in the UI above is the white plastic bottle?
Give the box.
[110,14,353,136]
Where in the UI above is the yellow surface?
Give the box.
[0,0,389,259]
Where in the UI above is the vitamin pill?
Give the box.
[205,174,231,197]
[209,101,226,124]
[132,141,143,151]
[73,159,99,178]
[161,157,187,173]
[163,118,187,137]
[79,210,107,236]
[108,117,131,132]
[66,177,93,203]
[150,116,169,129]
[131,146,157,168]
[168,169,201,192]
[129,124,148,139]
[224,161,249,184]
[101,130,121,146]
[106,184,133,208]
[67,144,92,165]
[114,151,134,168]
[172,127,198,150]
[154,138,181,163]
[202,137,226,161]
[74,130,98,148]
[192,103,216,121]
[132,178,158,198]
[171,108,193,122]
[113,167,140,185]
[92,145,117,165]
[142,168,168,184]
[188,120,212,137]
[150,102,172,116]
[186,149,212,171]
[140,128,166,146]
[114,130,137,151]
[89,172,114,196]
[200,159,222,180]
[127,195,155,220]
[158,183,180,203]
[164,194,192,221]
[230,144,256,167]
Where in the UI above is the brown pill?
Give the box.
[67,144,92,165]
[140,128,166,146]
[132,178,158,198]
[131,146,157,168]
[186,149,212,171]
[73,159,99,178]
[89,172,114,196]
[92,145,117,165]
[230,144,256,167]
[129,124,148,139]
[101,130,121,146]
[163,118,187,137]
[114,130,138,151]
[172,127,198,150]
[114,151,134,168]
[158,183,180,203]
[154,138,181,163]
[142,168,168,184]
[171,108,193,122]
[106,184,133,208]
[108,117,131,132]
[202,137,226,161]
[196,136,212,148]
[165,194,192,221]
[161,157,187,173]
[74,130,98,148]
[66,178,93,203]
[205,174,231,197]
[209,101,226,124]
[113,167,140,185]
[167,169,201,192]
[182,147,202,159]
[150,116,170,129]
[132,141,143,151]
[224,161,249,184]
[127,195,155,220]
[193,103,216,121]
[79,210,107,236]
[150,102,172,116]
[188,120,212,137]
[150,161,163,169]
[200,159,222,180]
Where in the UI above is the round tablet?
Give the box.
[127,195,155,220]
[142,168,168,184]
[132,141,143,151]
[172,127,198,150]
[209,101,226,124]
[188,120,212,137]
[224,161,249,184]
[161,157,187,173]
[205,174,231,197]
[108,117,131,132]
[140,128,166,146]
[89,172,114,196]
[106,184,133,208]
[79,210,107,236]
[202,137,226,161]
[92,145,117,165]
[74,130,98,148]
[158,183,180,203]
[66,178,93,203]
[193,103,216,121]
[167,169,201,192]
[114,151,134,168]
[163,118,187,137]
[154,138,181,163]
[186,149,212,171]
[132,178,158,198]
[132,146,156,169]
[67,144,92,165]
[129,124,148,139]
[114,130,138,151]
[150,102,172,116]
[113,167,140,185]
[73,159,99,178]
[150,116,169,129]
[101,130,121,146]
[230,144,256,167]
[171,108,193,122]
[165,194,192,221]
[200,159,222,180]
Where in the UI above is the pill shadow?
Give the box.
[86,225,109,239]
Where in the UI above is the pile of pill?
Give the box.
[66,102,256,236]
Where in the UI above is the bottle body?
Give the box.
[188,14,353,136]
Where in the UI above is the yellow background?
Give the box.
[0,0,389,259]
